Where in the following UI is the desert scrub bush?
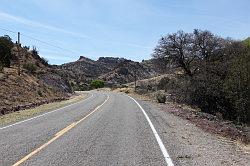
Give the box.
[73,83,90,91]
[37,90,43,97]
[90,80,104,89]
[23,63,37,74]
[156,92,166,103]
[222,45,250,124]
[23,46,30,50]
[157,77,170,90]
[40,57,49,66]
[157,76,191,103]
[0,63,3,73]
[124,89,130,94]
[31,46,49,66]
[152,29,250,124]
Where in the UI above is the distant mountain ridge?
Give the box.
[55,56,158,89]
[0,35,159,112]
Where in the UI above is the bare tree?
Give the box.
[193,29,226,61]
[153,31,197,77]
[152,30,227,77]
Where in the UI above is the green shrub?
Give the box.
[37,90,43,97]
[156,93,166,103]
[0,35,13,68]
[222,47,249,124]
[0,63,3,73]
[90,80,104,89]
[23,63,37,73]
[157,77,170,90]
[243,37,250,48]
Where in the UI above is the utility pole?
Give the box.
[17,32,21,75]
[18,32,20,45]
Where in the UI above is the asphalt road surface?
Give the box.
[0,91,175,166]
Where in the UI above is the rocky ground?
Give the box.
[0,45,72,115]
[0,67,70,115]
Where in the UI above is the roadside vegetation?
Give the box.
[70,79,105,91]
[0,35,13,72]
[152,29,249,125]
[90,80,105,89]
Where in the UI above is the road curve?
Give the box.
[0,91,174,166]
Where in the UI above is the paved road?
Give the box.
[0,91,174,166]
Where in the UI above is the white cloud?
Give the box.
[0,11,89,39]
[0,11,152,50]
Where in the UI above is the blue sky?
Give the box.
[0,0,249,64]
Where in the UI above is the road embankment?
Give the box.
[0,91,88,127]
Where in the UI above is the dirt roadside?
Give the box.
[112,88,250,165]
[140,99,250,166]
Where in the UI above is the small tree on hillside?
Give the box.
[0,35,14,69]
[31,46,39,57]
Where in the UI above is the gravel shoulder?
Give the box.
[131,94,250,166]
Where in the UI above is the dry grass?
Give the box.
[0,67,67,111]
[0,92,88,127]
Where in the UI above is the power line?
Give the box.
[0,27,16,34]
[0,27,80,55]
[21,33,79,54]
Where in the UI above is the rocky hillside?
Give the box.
[55,56,158,89]
[0,35,159,113]
[0,43,72,115]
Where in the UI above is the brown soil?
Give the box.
[0,67,69,115]
[157,102,250,144]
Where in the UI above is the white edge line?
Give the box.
[128,95,174,166]
[0,93,94,130]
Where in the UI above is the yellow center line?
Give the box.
[12,95,109,166]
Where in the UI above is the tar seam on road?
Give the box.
[12,94,110,166]
[128,95,174,166]
[0,93,94,130]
